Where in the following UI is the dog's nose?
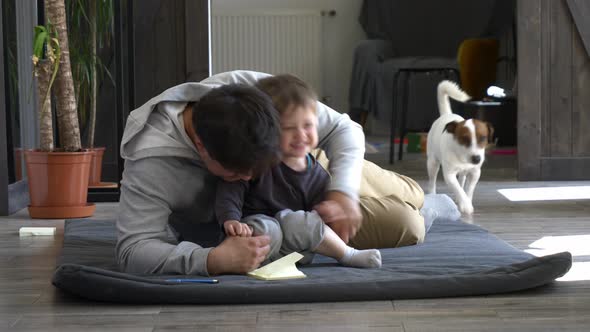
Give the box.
[471,155,481,164]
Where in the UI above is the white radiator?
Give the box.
[211,11,323,96]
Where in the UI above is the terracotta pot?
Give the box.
[24,149,95,219]
[88,147,106,186]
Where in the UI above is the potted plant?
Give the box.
[66,0,114,187]
[25,0,95,219]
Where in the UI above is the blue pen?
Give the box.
[164,278,219,284]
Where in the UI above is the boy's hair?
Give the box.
[255,74,317,114]
[192,84,281,176]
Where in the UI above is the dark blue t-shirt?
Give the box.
[215,154,330,224]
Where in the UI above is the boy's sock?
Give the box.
[339,246,382,268]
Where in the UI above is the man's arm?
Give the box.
[116,157,270,275]
[315,102,365,242]
[315,102,365,198]
[116,157,214,275]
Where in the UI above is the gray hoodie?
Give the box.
[116,70,365,276]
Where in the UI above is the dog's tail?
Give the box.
[437,80,470,116]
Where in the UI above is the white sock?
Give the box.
[339,246,382,268]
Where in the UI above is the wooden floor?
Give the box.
[1,151,590,331]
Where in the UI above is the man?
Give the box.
[116,70,364,276]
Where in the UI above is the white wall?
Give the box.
[211,0,365,114]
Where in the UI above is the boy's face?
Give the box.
[279,105,318,159]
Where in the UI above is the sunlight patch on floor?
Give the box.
[498,186,590,201]
[526,235,590,257]
[556,262,590,282]
[526,235,590,282]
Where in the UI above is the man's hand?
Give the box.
[313,191,362,243]
[223,220,253,237]
[313,200,346,224]
[206,235,270,275]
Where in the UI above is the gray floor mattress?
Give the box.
[52,194,572,304]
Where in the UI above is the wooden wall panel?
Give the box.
[185,0,210,82]
[547,0,573,157]
[541,159,590,180]
[571,5,590,156]
[539,0,551,160]
[519,0,590,180]
[133,0,186,107]
[517,0,542,180]
[0,1,8,214]
[132,0,209,108]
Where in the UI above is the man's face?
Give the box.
[197,144,252,182]
[206,157,252,182]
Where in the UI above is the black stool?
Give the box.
[389,67,460,164]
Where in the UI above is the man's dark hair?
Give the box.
[192,84,281,176]
[255,74,317,114]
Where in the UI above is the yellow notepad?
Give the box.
[247,252,306,281]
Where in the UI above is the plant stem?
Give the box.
[88,0,97,148]
[35,60,54,152]
[46,0,82,152]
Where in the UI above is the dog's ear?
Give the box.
[444,121,458,134]
[486,122,495,143]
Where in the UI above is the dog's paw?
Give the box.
[458,201,474,215]
[462,214,474,224]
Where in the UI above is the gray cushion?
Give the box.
[52,194,571,304]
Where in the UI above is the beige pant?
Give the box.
[314,150,425,249]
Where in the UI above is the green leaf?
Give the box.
[33,26,48,58]
[96,57,115,85]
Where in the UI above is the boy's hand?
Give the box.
[314,191,362,243]
[223,220,254,237]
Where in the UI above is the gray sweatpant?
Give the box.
[243,209,325,265]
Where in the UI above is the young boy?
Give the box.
[215,74,382,268]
